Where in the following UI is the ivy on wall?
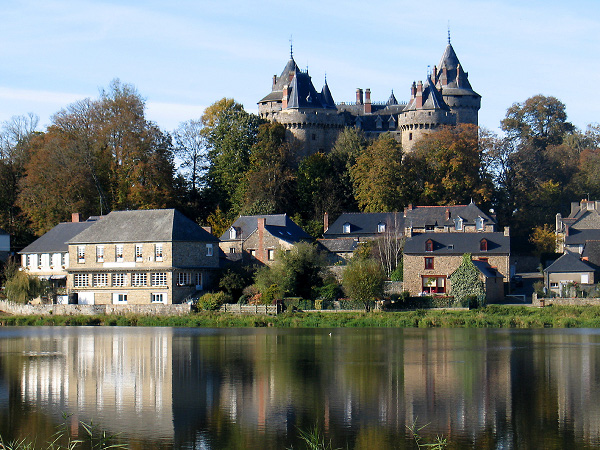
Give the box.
[449,253,484,306]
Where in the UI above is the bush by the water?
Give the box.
[196,292,231,311]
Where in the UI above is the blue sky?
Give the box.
[0,0,598,135]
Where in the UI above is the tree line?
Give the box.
[0,79,597,252]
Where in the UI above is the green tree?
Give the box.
[449,253,484,306]
[254,242,326,300]
[351,133,403,212]
[4,261,49,303]
[529,224,557,256]
[342,258,385,311]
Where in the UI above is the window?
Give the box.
[550,282,559,288]
[448,244,454,250]
[25,254,31,268]
[135,244,143,262]
[229,247,236,254]
[425,239,433,252]
[177,272,191,286]
[454,218,463,231]
[422,276,446,294]
[475,216,484,231]
[132,273,147,286]
[378,222,386,233]
[196,273,203,289]
[151,293,166,303]
[155,244,163,262]
[151,272,167,286]
[425,225,434,231]
[115,244,123,262]
[92,273,108,287]
[112,293,127,304]
[480,239,488,252]
[267,249,275,261]
[582,274,590,284]
[229,227,237,240]
[112,273,126,287]
[61,253,66,267]
[409,132,413,141]
[424,257,434,270]
[343,223,351,234]
[96,246,104,263]
[206,244,213,257]
[250,249,256,258]
[77,246,85,263]
[74,273,88,287]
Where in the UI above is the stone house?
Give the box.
[403,230,510,302]
[19,213,99,293]
[66,209,219,305]
[219,214,312,265]
[556,199,600,254]
[403,201,496,235]
[544,251,596,295]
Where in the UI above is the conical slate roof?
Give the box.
[320,80,336,109]
[287,67,326,109]
[387,90,398,105]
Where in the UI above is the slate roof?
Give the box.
[323,212,404,239]
[317,238,358,253]
[544,252,595,274]
[220,214,311,245]
[582,240,600,268]
[564,229,600,245]
[404,76,450,112]
[20,219,99,254]
[68,209,218,244]
[287,68,332,110]
[259,57,298,103]
[404,232,509,255]
[471,259,503,278]
[404,202,495,229]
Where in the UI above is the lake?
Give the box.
[1,326,600,449]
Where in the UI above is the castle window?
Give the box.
[409,133,413,141]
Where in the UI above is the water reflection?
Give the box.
[1,328,600,448]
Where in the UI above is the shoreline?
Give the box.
[1,305,600,328]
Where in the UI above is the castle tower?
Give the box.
[432,40,481,125]
[397,75,455,152]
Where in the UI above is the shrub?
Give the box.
[390,264,403,281]
[262,284,283,305]
[342,258,385,311]
[197,292,231,311]
[4,267,49,304]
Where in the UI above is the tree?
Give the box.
[254,242,326,300]
[351,133,403,212]
[449,253,484,307]
[342,258,385,311]
[529,224,557,256]
[3,260,48,303]
[371,214,404,278]
[173,119,207,193]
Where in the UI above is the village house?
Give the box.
[403,229,510,302]
[555,199,600,253]
[544,251,596,296]
[66,209,219,305]
[19,213,99,298]
[219,214,312,265]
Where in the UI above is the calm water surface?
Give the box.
[0,326,600,449]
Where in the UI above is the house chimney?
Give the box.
[323,212,329,233]
[202,226,212,235]
[71,213,81,223]
[441,67,448,86]
[416,81,423,109]
[365,89,372,113]
[282,85,289,109]
[356,88,363,105]
[565,224,570,237]
[445,208,450,221]
[410,81,417,98]
[407,204,413,211]
[258,217,266,262]
[272,75,277,88]
[504,226,510,237]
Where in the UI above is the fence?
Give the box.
[0,300,192,316]
[219,304,280,315]
[532,292,600,307]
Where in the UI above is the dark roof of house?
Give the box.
[544,252,595,273]
[404,232,509,255]
[221,214,311,245]
[68,209,218,244]
[472,259,503,278]
[582,240,600,268]
[404,202,495,229]
[564,229,600,245]
[20,219,99,254]
[317,238,358,253]
[323,212,404,238]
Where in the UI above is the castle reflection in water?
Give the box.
[1,328,600,447]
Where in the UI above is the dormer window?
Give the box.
[480,239,488,252]
[375,116,383,129]
[454,217,463,231]
[377,222,386,233]
[229,227,237,240]
[425,239,433,252]
[343,222,351,234]
[475,216,484,231]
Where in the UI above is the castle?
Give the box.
[258,38,481,155]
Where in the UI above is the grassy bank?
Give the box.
[2,305,600,328]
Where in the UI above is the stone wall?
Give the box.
[0,299,192,316]
[532,293,600,307]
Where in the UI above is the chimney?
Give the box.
[356,88,363,105]
[202,226,212,235]
[407,204,413,211]
[445,208,450,221]
[410,81,417,98]
[432,65,438,82]
[272,75,277,88]
[406,227,413,238]
[441,67,448,86]
[365,89,372,113]
[565,224,570,237]
[416,81,423,109]
[504,226,510,237]
[71,213,81,223]
[282,85,289,109]
[583,256,589,261]
[456,64,461,87]
[323,212,329,233]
